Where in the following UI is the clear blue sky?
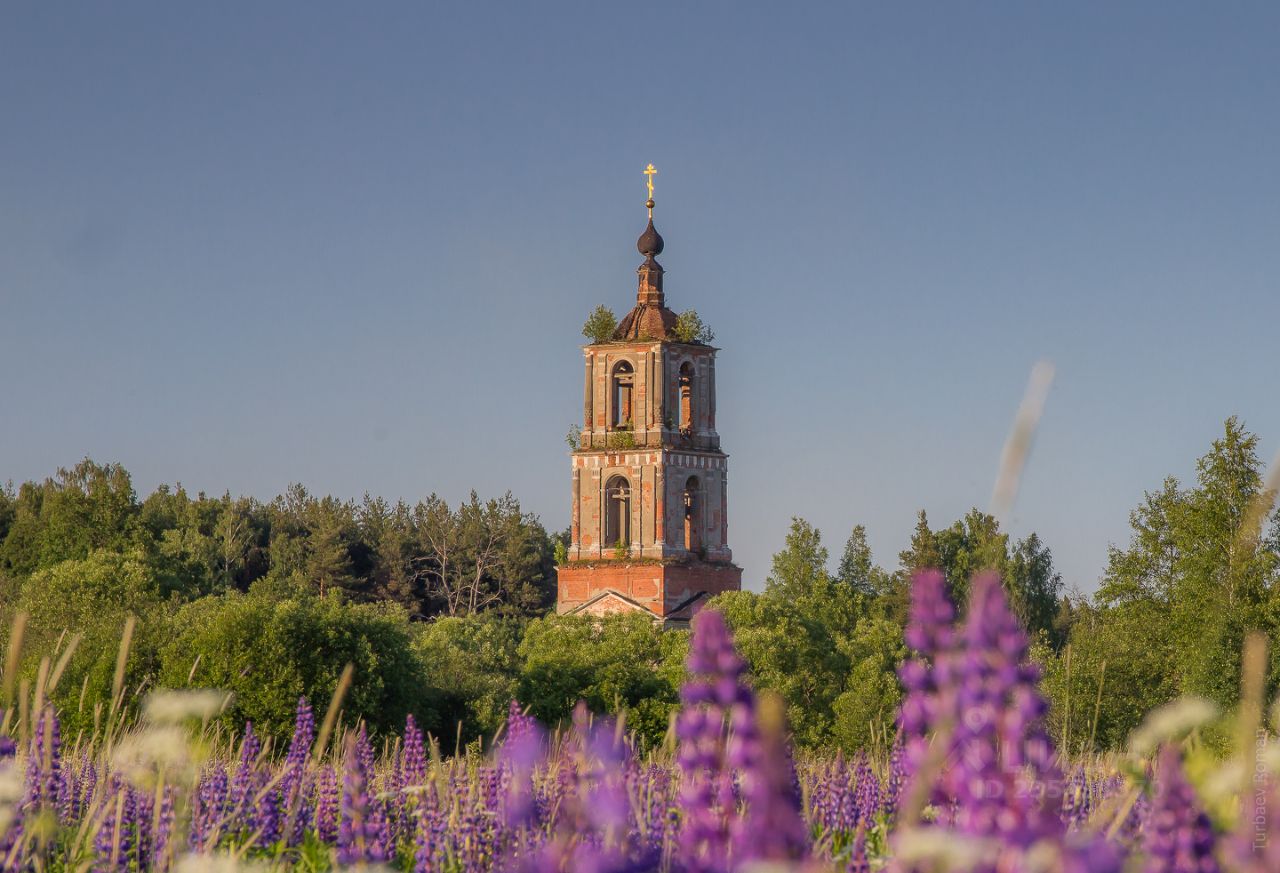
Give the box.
[3,3,1278,595]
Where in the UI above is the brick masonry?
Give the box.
[557,560,744,618]
[556,225,742,621]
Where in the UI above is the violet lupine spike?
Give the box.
[228,722,262,823]
[275,697,314,846]
[0,709,14,759]
[314,764,339,844]
[846,824,870,873]
[506,700,539,748]
[93,777,135,873]
[1142,744,1220,873]
[895,569,959,817]
[134,787,153,865]
[853,752,881,829]
[813,752,855,834]
[948,574,1065,854]
[498,707,544,839]
[884,739,906,821]
[403,713,428,788]
[151,787,175,872]
[677,608,750,873]
[414,805,439,873]
[58,757,78,822]
[732,694,809,866]
[79,756,98,821]
[24,706,62,816]
[338,725,389,865]
[189,765,228,852]
[356,724,376,784]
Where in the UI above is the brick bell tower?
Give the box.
[556,167,743,625]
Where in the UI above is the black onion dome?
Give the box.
[636,218,664,257]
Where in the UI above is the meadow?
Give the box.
[1,567,1277,872]
[1,416,1278,871]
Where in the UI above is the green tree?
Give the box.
[411,612,526,743]
[765,517,830,600]
[673,310,714,344]
[836,525,886,596]
[0,460,138,577]
[1006,533,1064,646]
[157,578,430,740]
[516,613,683,748]
[1042,417,1280,748]
[11,549,168,735]
[582,305,618,343]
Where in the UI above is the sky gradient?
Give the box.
[3,3,1279,594]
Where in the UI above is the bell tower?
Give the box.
[556,167,743,624]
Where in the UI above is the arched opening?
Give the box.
[683,475,700,552]
[605,476,632,549]
[677,362,693,433]
[612,361,635,428]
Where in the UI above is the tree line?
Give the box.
[0,464,557,616]
[1,415,1276,754]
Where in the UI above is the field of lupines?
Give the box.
[1,570,1277,872]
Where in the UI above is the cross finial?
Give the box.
[644,163,657,217]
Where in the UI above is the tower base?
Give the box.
[555,560,742,627]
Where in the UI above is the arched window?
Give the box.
[677,362,693,433]
[683,475,700,552]
[605,476,632,549]
[612,361,634,428]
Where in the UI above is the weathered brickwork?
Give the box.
[556,210,742,621]
[557,561,743,618]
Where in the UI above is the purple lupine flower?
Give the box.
[846,824,870,873]
[506,709,654,873]
[24,706,62,815]
[0,710,14,758]
[403,713,428,788]
[895,569,958,819]
[1142,744,1219,873]
[356,725,376,785]
[810,752,856,834]
[151,787,175,872]
[256,786,280,847]
[414,804,439,873]
[133,786,153,864]
[189,765,228,852]
[281,696,314,842]
[676,608,749,873]
[884,740,906,821]
[79,756,98,821]
[498,705,544,839]
[338,725,389,864]
[852,753,881,828]
[731,694,808,866]
[93,777,135,873]
[506,700,538,748]
[314,764,339,844]
[228,722,262,824]
[285,697,315,766]
[58,756,78,822]
[948,575,1065,855]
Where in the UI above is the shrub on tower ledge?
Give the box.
[582,304,618,343]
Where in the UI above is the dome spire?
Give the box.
[634,163,664,306]
[613,163,679,339]
[637,163,664,258]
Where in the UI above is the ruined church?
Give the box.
[555,168,743,625]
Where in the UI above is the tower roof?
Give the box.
[613,168,679,341]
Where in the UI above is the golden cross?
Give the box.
[644,163,657,215]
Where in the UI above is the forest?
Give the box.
[1,417,1277,755]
